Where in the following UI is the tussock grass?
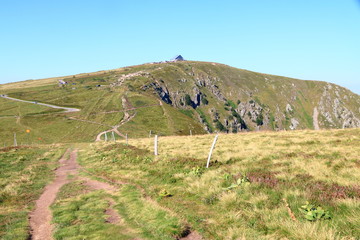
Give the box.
[52,181,140,240]
[0,146,65,239]
[77,129,360,239]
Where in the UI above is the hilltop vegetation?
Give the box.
[0,61,359,144]
[0,145,64,239]
[1,61,359,239]
[2,129,359,239]
[78,129,360,239]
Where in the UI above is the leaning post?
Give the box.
[206,134,219,168]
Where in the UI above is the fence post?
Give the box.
[206,134,218,168]
[126,133,128,145]
[190,130,192,136]
[154,135,158,156]
[149,130,152,138]
[112,131,115,142]
[14,133,17,147]
[105,132,108,141]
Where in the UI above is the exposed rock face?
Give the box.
[129,62,360,132]
[237,100,269,128]
[290,118,299,130]
[313,107,320,130]
[142,82,172,104]
[191,87,202,108]
[286,104,293,113]
[318,84,360,128]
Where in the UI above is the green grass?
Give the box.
[77,129,360,239]
[52,182,138,240]
[1,60,359,144]
[0,145,65,239]
[115,184,185,239]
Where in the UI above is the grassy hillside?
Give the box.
[0,129,359,239]
[78,129,360,239]
[0,145,65,239]
[0,61,359,145]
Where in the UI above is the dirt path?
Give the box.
[29,148,142,240]
[29,149,78,240]
[0,95,80,113]
[95,96,136,141]
[29,147,202,240]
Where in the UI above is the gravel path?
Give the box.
[0,95,80,113]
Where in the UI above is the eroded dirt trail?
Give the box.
[29,147,201,240]
[95,96,136,141]
[29,149,79,240]
[29,148,142,240]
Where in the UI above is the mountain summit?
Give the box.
[0,61,359,143]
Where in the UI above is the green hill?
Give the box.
[0,61,359,144]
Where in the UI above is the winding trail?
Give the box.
[95,96,136,141]
[1,94,162,142]
[0,95,80,113]
[29,148,202,240]
[28,149,138,240]
[29,149,77,240]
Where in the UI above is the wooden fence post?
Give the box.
[154,135,158,156]
[14,133,17,147]
[105,132,108,141]
[190,130,192,136]
[112,131,115,142]
[206,134,218,168]
[126,133,128,145]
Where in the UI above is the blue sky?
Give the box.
[1,0,359,94]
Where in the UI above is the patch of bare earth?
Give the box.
[28,148,145,240]
[29,147,201,240]
[179,231,203,240]
[104,198,121,224]
[29,149,78,240]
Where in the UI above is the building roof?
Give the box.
[171,55,184,61]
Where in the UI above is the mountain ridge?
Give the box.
[0,60,359,144]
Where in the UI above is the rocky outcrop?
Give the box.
[132,62,359,132]
[318,84,360,128]
[289,118,299,130]
[142,82,172,104]
[313,107,320,130]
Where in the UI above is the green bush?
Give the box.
[201,97,208,105]
[185,94,192,106]
[300,202,332,221]
[256,114,264,126]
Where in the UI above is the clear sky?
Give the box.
[1,0,359,94]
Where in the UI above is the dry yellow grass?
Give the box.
[80,128,360,239]
[128,129,360,185]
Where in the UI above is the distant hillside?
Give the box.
[0,61,359,144]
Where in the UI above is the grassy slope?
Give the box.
[0,61,359,145]
[78,129,360,240]
[0,145,65,239]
